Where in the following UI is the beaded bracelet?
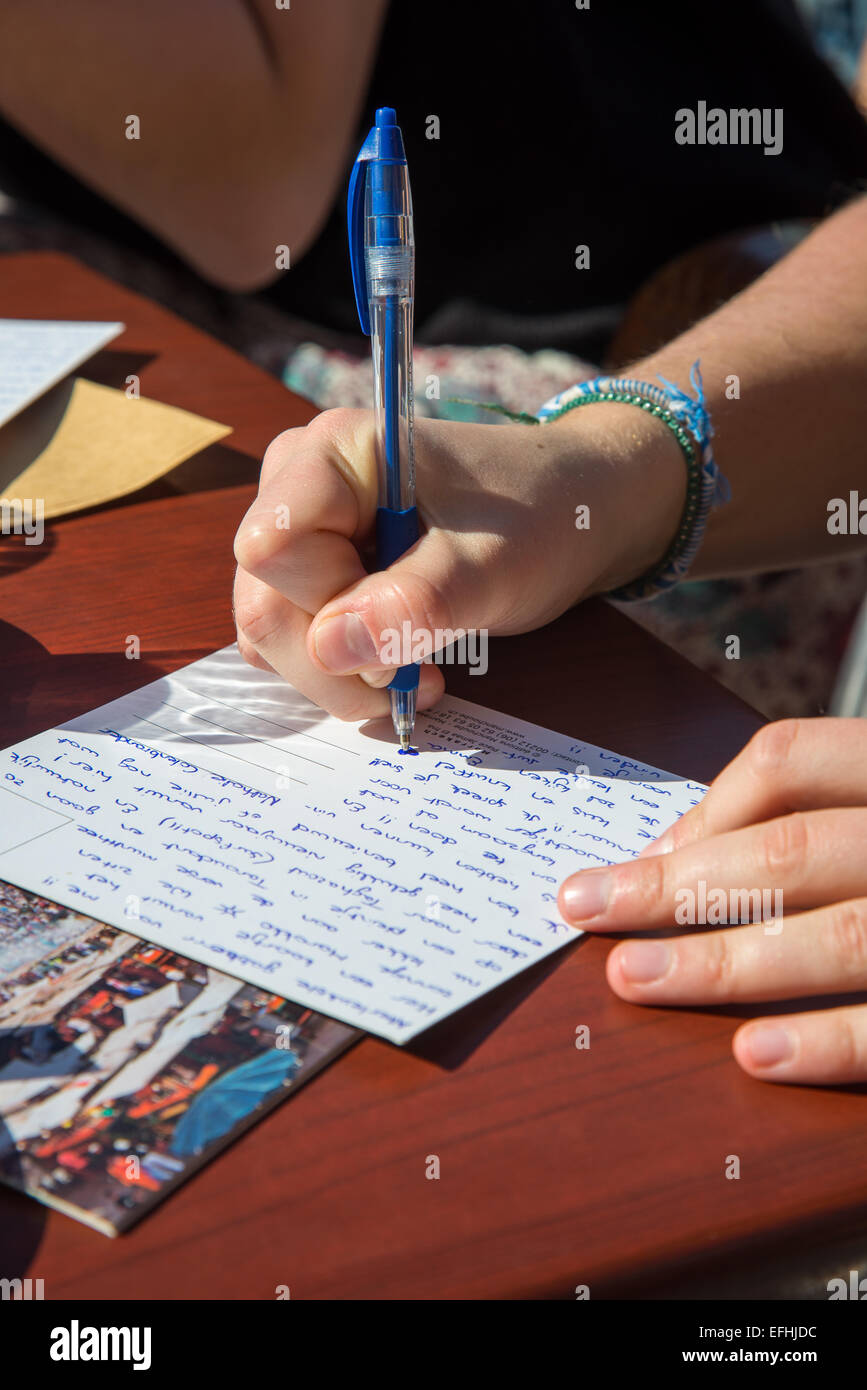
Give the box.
[536,363,730,600]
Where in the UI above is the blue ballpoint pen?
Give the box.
[348,107,419,751]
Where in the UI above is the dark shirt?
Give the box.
[1,0,865,353]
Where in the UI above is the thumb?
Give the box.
[307,529,492,675]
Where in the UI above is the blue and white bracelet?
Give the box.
[537,363,731,600]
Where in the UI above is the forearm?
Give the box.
[0,0,386,289]
[634,195,867,578]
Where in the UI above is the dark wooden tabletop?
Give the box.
[1,251,863,1301]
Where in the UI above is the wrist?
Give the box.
[549,400,688,600]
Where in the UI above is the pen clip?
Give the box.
[347,132,375,337]
[347,107,406,338]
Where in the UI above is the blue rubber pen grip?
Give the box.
[376,505,420,693]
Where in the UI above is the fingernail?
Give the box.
[743,1024,795,1068]
[359,668,395,688]
[313,613,377,673]
[560,871,611,921]
[617,940,672,984]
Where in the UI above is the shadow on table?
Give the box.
[78,348,158,392]
[0,527,57,581]
[82,346,262,499]
[404,933,587,1068]
[0,351,155,497]
[0,621,215,745]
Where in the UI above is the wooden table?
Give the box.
[1,251,862,1301]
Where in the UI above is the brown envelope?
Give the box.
[1,378,232,519]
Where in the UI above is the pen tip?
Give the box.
[399,731,411,751]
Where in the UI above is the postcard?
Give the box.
[0,880,357,1235]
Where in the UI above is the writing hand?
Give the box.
[233,405,683,719]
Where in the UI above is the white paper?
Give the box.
[0,319,124,429]
[0,645,705,1043]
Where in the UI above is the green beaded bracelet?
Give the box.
[543,389,703,600]
[446,366,727,599]
[534,367,729,600]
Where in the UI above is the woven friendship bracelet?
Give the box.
[536,363,731,600]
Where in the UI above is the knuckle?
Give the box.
[747,719,802,775]
[306,408,376,502]
[667,803,704,851]
[309,406,358,437]
[374,571,453,658]
[233,587,282,651]
[260,426,300,480]
[233,516,283,575]
[307,407,370,463]
[701,932,737,993]
[624,853,669,917]
[824,1011,861,1075]
[761,812,809,878]
[414,570,456,644]
[820,900,867,979]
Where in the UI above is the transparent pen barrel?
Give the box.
[369,288,415,511]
